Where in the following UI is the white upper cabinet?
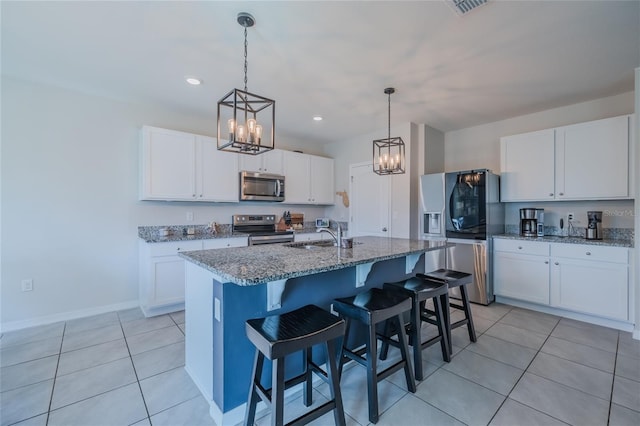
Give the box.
[140,126,239,202]
[197,136,239,202]
[283,151,335,205]
[140,126,196,200]
[500,115,632,202]
[500,129,556,201]
[238,149,284,175]
[556,115,630,200]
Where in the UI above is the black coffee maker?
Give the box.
[586,211,603,240]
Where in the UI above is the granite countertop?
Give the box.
[493,234,633,248]
[179,236,449,286]
[138,223,328,243]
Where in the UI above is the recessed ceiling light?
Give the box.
[313,116,323,121]
[185,76,202,85]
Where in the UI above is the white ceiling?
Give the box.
[2,1,639,146]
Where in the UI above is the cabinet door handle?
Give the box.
[559,192,564,196]
[585,252,591,256]
[549,193,554,197]
[192,194,196,197]
[382,227,388,232]
[544,261,549,264]
[554,262,559,265]
[518,246,523,250]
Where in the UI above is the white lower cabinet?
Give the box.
[494,240,550,304]
[550,244,629,321]
[139,237,247,317]
[493,238,630,322]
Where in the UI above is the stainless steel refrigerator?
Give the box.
[420,170,504,305]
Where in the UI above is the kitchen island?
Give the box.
[179,236,449,425]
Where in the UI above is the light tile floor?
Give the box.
[1,303,639,426]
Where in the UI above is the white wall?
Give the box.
[1,77,327,329]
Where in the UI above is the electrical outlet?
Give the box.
[21,279,33,292]
[567,212,574,221]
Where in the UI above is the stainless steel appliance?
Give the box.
[586,211,603,240]
[520,208,538,237]
[419,173,447,274]
[444,170,503,304]
[239,171,285,202]
[232,214,294,245]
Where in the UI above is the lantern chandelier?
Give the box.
[373,88,405,175]
[217,12,275,155]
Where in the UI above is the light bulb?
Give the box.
[255,124,263,143]
[246,118,256,143]
[247,118,256,133]
[227,119,236,141]
[237,125,245,142]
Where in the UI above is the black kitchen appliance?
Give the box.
[445,170,502,240]
[232,214,294,245]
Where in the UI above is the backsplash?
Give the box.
[504,225,634,241]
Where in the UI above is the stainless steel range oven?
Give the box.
[232,214,294,245]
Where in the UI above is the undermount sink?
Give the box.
[285,240,337,249]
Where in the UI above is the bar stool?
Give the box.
[418,269,476,354]
[380,276,451,380]
[244,304,346,426]
[333,288,416,424]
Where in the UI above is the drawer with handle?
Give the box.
[148,240,203,257]
[550,243,628,263]
[493,238,549,256]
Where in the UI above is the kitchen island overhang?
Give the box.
[179,236,450,425]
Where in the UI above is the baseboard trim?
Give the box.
[495,296,635,332]
[0,300,139,333]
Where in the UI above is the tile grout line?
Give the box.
[484,312,569,426]
[606,331,621,425]
[117,313,153,425]
[45,322,66,425]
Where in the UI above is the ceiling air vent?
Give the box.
[446,0,488,16]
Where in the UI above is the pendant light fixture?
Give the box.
[373,88,405,175]
[217,12,275,155]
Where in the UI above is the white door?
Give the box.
[349,162,390,237]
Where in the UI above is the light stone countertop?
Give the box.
[178,236,450,286]
[493,234,633,248]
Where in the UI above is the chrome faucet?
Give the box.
[316,220,342,245]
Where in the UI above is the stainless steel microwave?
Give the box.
[239,171,285,202]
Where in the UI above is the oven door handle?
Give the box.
[249,234,294,245]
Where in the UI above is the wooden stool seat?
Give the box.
[333,288,416,424]
[245,304,346,426]
[419,269,477,354]
[381,276,451,380]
